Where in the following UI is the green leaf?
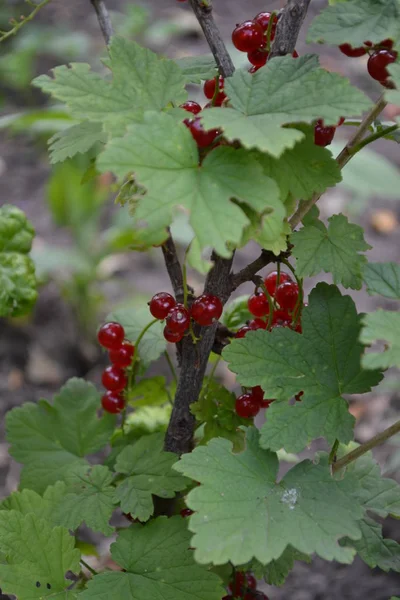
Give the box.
[200,55,371,157]
[6,378,115,493]
[127,376,175,407]
[222,295,252,330]
[124,405,172,436]
[363,262,400,299]
[48,121,107,164]
[223,284,382,453]
[192,379,248,452]
[291,214,370,289]
[114,433,188,521]
[98,112,284,257]
[108,305,166,367]
[251,547,311,586]
[307,0,400,47]
[33,36,186,136]
[360,310,400,369]
[174,428,363,565]
[0,481,67,524]
[175,54,217,83]
[387,63,400,123]
[55,465,117,535]
[255,129,342,201]
[80,516,224,600]
[343,517,400,572]
[0,511,80,600]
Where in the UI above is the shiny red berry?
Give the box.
[337,116,345,127]
[275,281,299,312]
[149,292,176,320]
[264,271,292,297]
[191,294,223,326]
[292,49,299,58]
[180,101,202,115]
[254,11,278,35]
[235,393,261,418]
[314,119,336,147]
[248,292,269,317]
[97,322,125,350]
[186,117,220,148]
[271,309,291,327]
[203,76,225,104]
[246,573,257,590]
[180,508,194,517]
[232,20,264,52]
[102,365,127,392]
[109,342,135,368]
[248,318,267,330]
[367,49,397,83]
[339,43,366,57]
[229,571,246,596]
[163,327,184,343]
[166,303,190,333]
[248,48,269,67]
[101,391,125,414]
[379,38,394,50]
[235,326,252,338]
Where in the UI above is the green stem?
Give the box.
[164,350,178,384]
[259,280,275,330]
[350,124,399,154]
[80,559,98,576]
[280,258,303,324]
[0,0,52,43]
[265,11,277,52]
[329,439,339,465]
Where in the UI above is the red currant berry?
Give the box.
[180,508,194,517]
[248,318,267,330]
[339,43,367,57]
[232,21,264,53]
[180,101,202,115]
[97,322,125,350]
[229,572,246,596]
[102,365,127,392]
[246,573,257,590]
[186,117,220,148]
[191,294,223,326]
[293,320,302,333]
[101,391,125,414]
[314,119,336,147]
[248,292,269,317]
[249,65,262,74]
[292,49,299,58]
[235,325,252,338]
[109,341,135,368]
[235,393,261,418]
[295,391,304,402]
[203,76,225,103]
[163,327,184,343]
[275,281,299,312]
[248,48,269,67]
[149,292,176,320]
[379,38,394,50]
[367,49,397,83]
[166,303,190,333]
[337,116,345,127]
[271,309,291,327]
[264,270,292,297]
[254,11,278,35]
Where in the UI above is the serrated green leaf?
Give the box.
[223,284,382,453]
[0,482,67,525]
[80,516,224,600]
[250,546,311,586]
[6,378,115,493]
[48,121,107,163]
[174,427,362,565]
[33,36,186,136]
[98,112,284,257]
[127,376,175,407]
[114,433,188,521]
[360,310,400,369]
[175,54,217,84]
[307,0,400,47]
[201,55,371,157]
[291,214,370,289]
[0,511,80,600]
[363,262,400,299]
[108,305,166,367]
[343,517,400,572]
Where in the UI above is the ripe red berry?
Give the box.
[254,11,277,35]
[203,76,225,105]
[339,43,367,57]
[264,270,292,297]
[180,101,202,115]
[102,365,127,392]
[235,393,261,418]
[101,391,125,414]
[314,119,336,147]
[186,117,220,148]
[367,49,397,84]
[191,294,223,326]
[180,508,194,517]
[275,281,299,312]
[149,292,176,320]
[97,322,125,350]
[248,48,269,67]
[232,20,264,53]
[295,391,304,402]
[229,571,246,596]
[246,573,257,590]
[248,318,267,330]
[163,327,184,343]
[292,49,299,58]
[271,309,291,327]
[166,303,190,333]
[337,116,345,127]
[248,292,269,317]
[379,38,394,50]
[235,325,252,338]
[109,341,135,368]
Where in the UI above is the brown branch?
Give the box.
[161,233,185,303]
[231,249,291,292]
[90,0,114,45]
[270,0,312,58]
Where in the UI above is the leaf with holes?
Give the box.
[360,310,400,369]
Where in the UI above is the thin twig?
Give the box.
[90,0,114,45]
[332,419,400,474]
[80,559,98,576]
[270,0,312,58]
[0,0,52,44]
[289,94,387,230]
[161,233,185,302]
[231,249,291,291]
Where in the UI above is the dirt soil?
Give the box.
[0,1,400,599]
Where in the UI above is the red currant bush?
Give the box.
[149,292,176,320]
[248,292,269,317]
[191,294,223,326]
[232,20,264,52]
[97,322,125,350]
[101,391,125,414]
[102,365,127,392]
[109,341,135,368]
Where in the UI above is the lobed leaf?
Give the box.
[363,262,400,299]
[360,310,400,369]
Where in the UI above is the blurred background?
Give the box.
[0,1,399,598]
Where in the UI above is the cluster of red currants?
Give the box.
[339,39,397,87]
[222,570,269,600]
[97,322,135,414]
[149,292,223,343]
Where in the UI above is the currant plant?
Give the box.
[1,0,400,599]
